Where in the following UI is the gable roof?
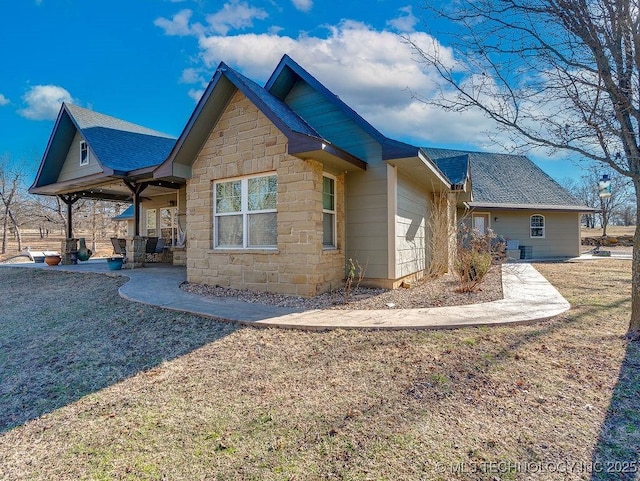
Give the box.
[30,103,176,192]
[66,104,176,172]
[155,61,366,179]
[266,55,418,160]
[422,147,586,210]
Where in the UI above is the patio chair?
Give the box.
[110,237,127,258]
[145,237,159,254]
[145,237,166,263]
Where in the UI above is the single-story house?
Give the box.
[29,55,590,296]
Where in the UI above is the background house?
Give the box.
[424,148,588,259]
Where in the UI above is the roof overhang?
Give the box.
[155,70,236,180]
[465,202,597,212]
[386,151,452,193]
[289,135,366,172]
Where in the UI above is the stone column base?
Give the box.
[171,246,186,266]
[124,236,146,268]
[61,238,78,265]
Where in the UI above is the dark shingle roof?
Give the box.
[66,104,176,172]
[429,154,469,186]
[421,147,583,207]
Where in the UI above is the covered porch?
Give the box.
[28,103,185,269]
[37,176,186,268]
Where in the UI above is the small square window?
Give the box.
[79,140,89,166]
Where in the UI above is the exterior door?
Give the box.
[472,213,490,234]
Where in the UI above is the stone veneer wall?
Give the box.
[186,90,345,297]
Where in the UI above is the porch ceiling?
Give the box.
[30,175,184,201]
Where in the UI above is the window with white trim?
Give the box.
[214,173,277,248]
[161,207,177,246]
[322,175,336,248]
[79,140,89,166]
[530,214,545,238]
[146,208,157,237]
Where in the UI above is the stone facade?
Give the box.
[186,90,345,296]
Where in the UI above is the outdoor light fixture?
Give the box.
[598,174,612,198]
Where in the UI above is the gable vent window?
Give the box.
[79,140,89,166]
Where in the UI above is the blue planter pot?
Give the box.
[106,257,124,270]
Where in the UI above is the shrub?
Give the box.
[455,249,492,292]
[455,222,499,292]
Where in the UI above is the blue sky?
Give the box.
[1,0,580,183]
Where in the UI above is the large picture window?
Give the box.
[214,173,277,248]
[322,175,336,248]
[530,214,545,238]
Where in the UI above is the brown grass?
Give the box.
[581,225,636,237]
[0,259,637,480]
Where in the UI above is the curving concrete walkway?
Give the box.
[1,259,570,330]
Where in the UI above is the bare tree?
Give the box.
[0,163,24,254]
[412,0,640,333]
[562,176,599,228]
[565,167,634,234]
[596,170,634,235]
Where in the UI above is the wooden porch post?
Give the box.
[58,194,80,239]
[123,181,149,237]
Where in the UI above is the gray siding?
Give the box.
[345,161,388,280]
[396,172,427,278]
[57,132,102,182]
[284,80,381,162]
[462,209,581,258]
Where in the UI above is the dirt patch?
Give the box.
[182,265,503,310]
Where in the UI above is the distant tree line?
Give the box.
[0,159,128,255]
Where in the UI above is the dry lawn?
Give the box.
[0,259,637,481]
[582,225,636,237]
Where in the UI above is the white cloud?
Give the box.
[18,85,74,120]
[157,11,505,148]
[180,67,206,84]
[188,88,205,102]
[291,0,313,12]
[387,6,418,33]
[205,0,268,35]
[0,94,9,106]
[191,21,492,146]
[154,9,194,36]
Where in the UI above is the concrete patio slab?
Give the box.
[0,259,570,330]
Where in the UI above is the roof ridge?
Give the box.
[65,103,175,139]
